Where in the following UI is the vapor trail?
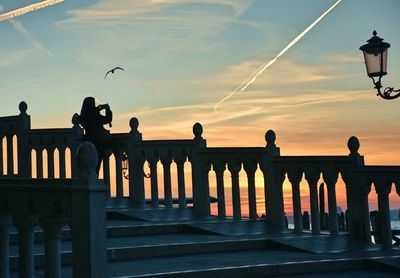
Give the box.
[215,0,342,113]
[0,0,64,22]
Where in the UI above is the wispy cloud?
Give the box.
[9,19,54,58]
[0,0,64,21]
[214,0,342,112]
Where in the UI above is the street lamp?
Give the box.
[360,30,399,99]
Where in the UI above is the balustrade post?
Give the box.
[161,155,173,208]
[323,168,339,235]
[13,216,37,278]
[6,135,14,176]
[16,102,31,177]
[244,159,258,220]
[374,177,393,247]
[148,156,159,207]
[342,136,370,241]
[0,215,12,278]
[71,142,107,278]
[40,217,65,278]
[288,168,303,232]
[228,160,241,219]
[191,123,210,215]
[305,168,320,234]
[175,155,187,208]
[263,130,284,228]
[213,160,226,218]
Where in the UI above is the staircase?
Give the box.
[8,207,400,277]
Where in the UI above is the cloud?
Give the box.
[329,54,363,63]
[9,19,54,58]
[0,49,32,68]
[0,0,64,21]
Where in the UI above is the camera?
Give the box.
[98,103,109,110]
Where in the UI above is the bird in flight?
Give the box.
[104,67,124,79]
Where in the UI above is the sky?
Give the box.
[1,0,400,214]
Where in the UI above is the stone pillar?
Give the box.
[71,142,107,278]
[0,215,12,278]
[148,156,159,207]
[40,217,65,278]
[244,160,258,220]
[175,156,187,208]
[323,169,339,235]
[48,147,55,179]
[213,160,226,218]
[161,155,173,208]
[305,169,320,234]
[288,168,303,232]
[102,152,111,195]
[228,160,241,219]
[13,216,38,278]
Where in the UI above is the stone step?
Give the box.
[8,234,304,270]
[11,248,400,277]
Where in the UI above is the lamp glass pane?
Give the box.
[363,49,387,77]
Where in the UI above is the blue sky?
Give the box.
[1,0,400,164]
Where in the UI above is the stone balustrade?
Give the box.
[1,101,400,249]
[0,141,107,278]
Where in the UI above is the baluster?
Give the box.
[148,155,159,207]
[13,216,37,278]
[6,135,13,176]
[36,147,44,178]
[48,147,55,179]
[374,176,393,247]
[59,146,66,179]
[305,168,320,234]
[102,152,111,196]
[0,215,12,278]
[287,167,303,232]
[40,217,65,278]
[323,168,339,235]
[114,150,123,198]
[175,155,187,208]
[244,160,258,220]
[213,160,226,218]
[0,137,3,175]
[161,155,173,208]
[228,160,241,219]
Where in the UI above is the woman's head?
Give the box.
[81,96,96,115]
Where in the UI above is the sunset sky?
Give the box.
[1,0,400,214]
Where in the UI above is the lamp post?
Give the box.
[359,30,400,99]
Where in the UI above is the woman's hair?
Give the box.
[80,96,96,116]
[79,97,97,128]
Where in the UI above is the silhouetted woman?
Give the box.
[79,97,113,174]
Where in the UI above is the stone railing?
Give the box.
[0,142,107,278]
[1,102,400,248]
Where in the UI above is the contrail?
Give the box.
[215,0,342,113]
[0,0,64,22]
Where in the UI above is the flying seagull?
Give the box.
[104,67,125,79]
